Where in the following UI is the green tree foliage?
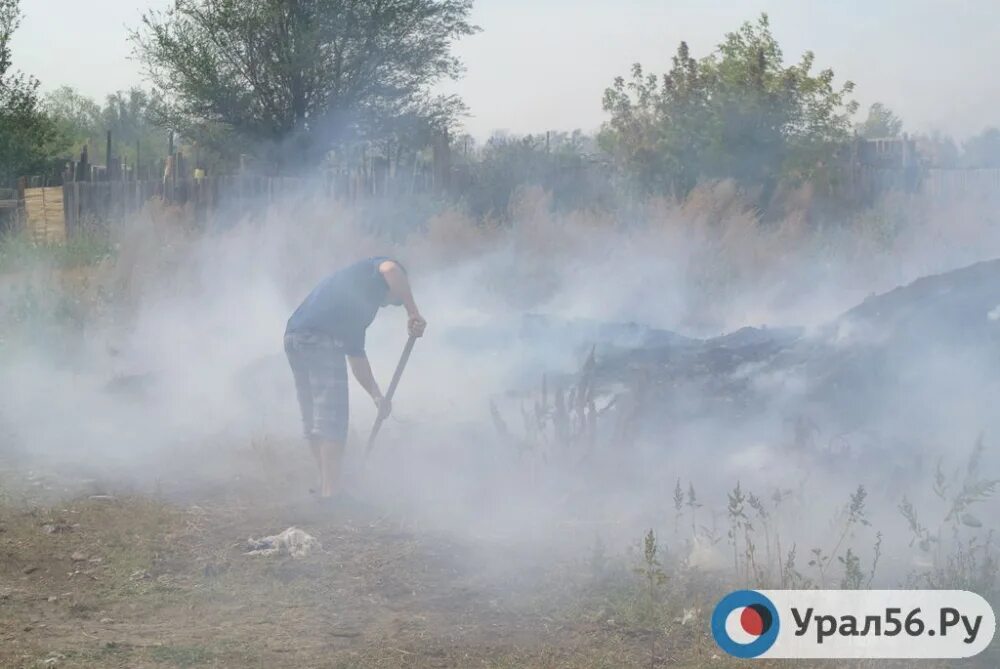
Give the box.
[0,0,58,185]
[131,0,478,169]
[44,87,170,172]
[461,130,612,219]
[601,14,857,198]
[600,42,710,196]
[961,127,1000,168]
[100,88,170,167]
[858,102,903,139]
[43,86,102,150]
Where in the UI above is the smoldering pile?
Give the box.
[477,258,1000,452]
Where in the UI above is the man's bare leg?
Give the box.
[318,439,346,498]
[307,437,322,493]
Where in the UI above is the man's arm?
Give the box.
[379,260,427,338]
[347,354,390,417]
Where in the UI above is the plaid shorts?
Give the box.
[284,331,349,442]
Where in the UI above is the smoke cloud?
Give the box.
[2,182,1000,578]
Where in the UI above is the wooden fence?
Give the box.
[9,163,1000,241]
[924,168,1000,200]
[60,169,444,237]
[24,187,66,243]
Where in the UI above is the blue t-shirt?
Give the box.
[285,257,392,356]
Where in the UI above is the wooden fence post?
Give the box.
[105,131,112,181]
[63,182,74,236]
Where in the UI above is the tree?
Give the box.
[131,0,478,170]
[858,102,903,139]
[961,127,1000,168]
[100,88,170,168]
[707,15,856,187]
[463,130,609,218]
[43,86,102,151]
[914,131,959,168]
[0,0,59,185]
[601,14,857,198]
[44,87,171,174]
[0,0,14,79]
[601,42,711,196]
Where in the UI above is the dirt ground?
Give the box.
[1,437,974,669]
[0,453,739,669]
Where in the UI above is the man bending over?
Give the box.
[284,257,426,499]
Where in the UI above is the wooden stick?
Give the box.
[365,335,417,458]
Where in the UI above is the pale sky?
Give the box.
[11,0,1000,140]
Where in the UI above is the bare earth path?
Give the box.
[0,465,730,669]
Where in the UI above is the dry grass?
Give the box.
[7,181,998,336]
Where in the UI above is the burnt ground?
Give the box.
[506,258,1000,434]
